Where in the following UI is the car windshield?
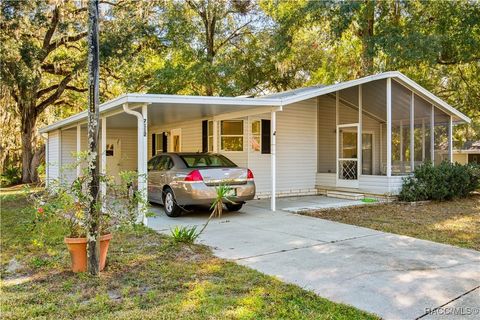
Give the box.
[179,154,237,168]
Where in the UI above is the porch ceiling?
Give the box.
[104,102,273,129]
[146,102,266,128]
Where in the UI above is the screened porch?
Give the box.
[316,77,455,194]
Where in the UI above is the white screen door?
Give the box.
[337,124,359,188]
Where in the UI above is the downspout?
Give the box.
[122,103,147,225]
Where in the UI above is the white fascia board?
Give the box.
[39,94,281,134]
[39,94,129,133]
[125,93,280,106]
[279,72,398,105]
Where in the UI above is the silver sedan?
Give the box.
[147,153,256,217]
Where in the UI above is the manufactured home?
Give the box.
[40,71,470,220]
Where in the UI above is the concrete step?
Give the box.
[326,190,364,200]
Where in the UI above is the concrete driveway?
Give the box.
[147,197,480,320]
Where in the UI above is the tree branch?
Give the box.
[215,20,252,51]
[41,63,75,76]
[65,85,88,93]
[45,32,88,53]
[36,84,59,98]
[35,74,73,115]
[42,6,60,52]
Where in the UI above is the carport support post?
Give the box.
[386,78,392,177]
[271,110,277,211]
[76,124,81,177]
[141,104,148,225]
[431,105,435,163]
[448,116,453,163]
[410,92,415,170]
[101,117,106,200]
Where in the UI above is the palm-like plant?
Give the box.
[198,184,235,235]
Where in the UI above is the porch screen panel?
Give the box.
[317,95,336,173]
[413,95,432,167]
[362,80,386,175]
[434,108,449,165]
[338,87,359,125]
[391,81,412,175]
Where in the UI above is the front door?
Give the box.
[106,138,121,183]
[169,128,182,152]
[337,124,359,188]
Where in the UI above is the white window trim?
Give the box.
[220,120,244,152]
[207,120,213,152]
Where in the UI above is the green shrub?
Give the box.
[0,166,21,187]
[399,162,480,202]
[170,226,199,244]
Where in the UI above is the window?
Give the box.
[251,120,261,152]
[106,143,114,156]
[179,154,237,168]
[208,121,213,152]
[147,156,161,171]
[154,133,166,155]
[148,156,173,171]
[221,120,243,151]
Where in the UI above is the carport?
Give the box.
[41,94,283,224]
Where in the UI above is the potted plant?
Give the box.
[29,167,148,273]
[29,176,114,272]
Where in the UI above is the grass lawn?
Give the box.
[301,195,480,251]
[0,187,377,320]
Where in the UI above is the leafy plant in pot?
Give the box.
[29,176,113,273]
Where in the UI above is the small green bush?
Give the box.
[399,162,480,202]
[170,225,199,244]
[0,166,21,187]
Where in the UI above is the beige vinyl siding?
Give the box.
[47,130,60,183]
[108,129,137,172]
[80,128,138,173]
[60,128,77,184]
[453,153,468,165]
[148,119,203,158]
[275,99,318,195]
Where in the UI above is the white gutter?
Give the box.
[122,103,148,224]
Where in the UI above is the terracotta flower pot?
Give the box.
[64,233,113,273]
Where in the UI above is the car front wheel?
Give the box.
[226,203,243,212]
[163,188,182,217]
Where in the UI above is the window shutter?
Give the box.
[162,132,168,152]
[151,134,156,157]
[261,119,271,154]
[202,120,208,153]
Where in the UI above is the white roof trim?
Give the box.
[39,71,470,134]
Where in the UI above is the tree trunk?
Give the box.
[20,106,37,183]
[86,0,101,276]
[359,0,375,76]
[30,144,45,183]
